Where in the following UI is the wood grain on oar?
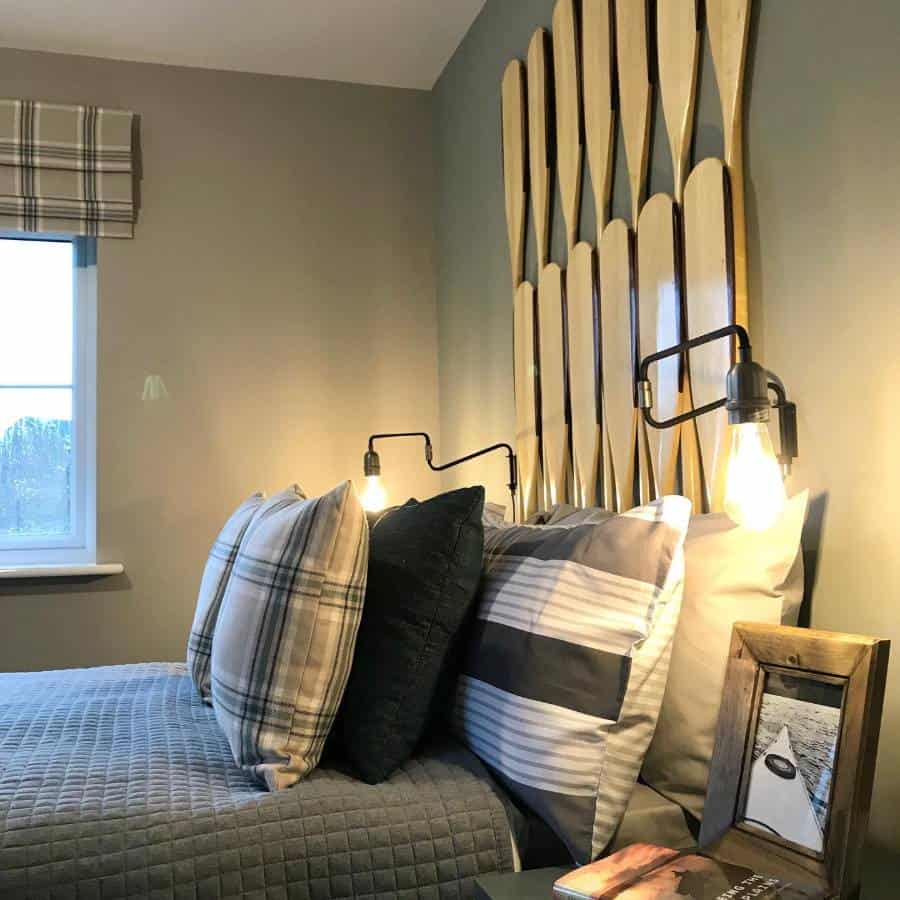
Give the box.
[514,281,541,520]
[538,263,570,507]
[684,158,734,511]
[552,0,583,251]
[582,0,616,242]
[567,243,601,507]
[615,0,652,227]
[527,29,552,272]
[657,0,700,204]
[502,60,527,289]
[707,0,751,331]
[637,194,681,490]
[598,220,636,511]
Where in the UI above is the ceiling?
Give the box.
[0,0,486,90]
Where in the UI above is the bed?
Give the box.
[0,662,695,898]
[0,663,515,898]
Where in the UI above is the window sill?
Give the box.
[0,563,124,580]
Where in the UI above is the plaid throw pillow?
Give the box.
[187,487,307,702]
[454,497,691,863]
[187,492,264,701]
[211,481,369,789]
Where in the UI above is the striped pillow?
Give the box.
[211,481,369,789]
[187,492,264,701]
[454,497,691,863]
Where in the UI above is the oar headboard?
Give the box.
[503,0,751,519]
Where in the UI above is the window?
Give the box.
[0,234,97,565]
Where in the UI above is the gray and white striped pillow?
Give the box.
[187,492,264,701]
[454,496,691,863]
[211,481,369,790]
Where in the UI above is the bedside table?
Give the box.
[473,846,899,899]
[474,867,570,899]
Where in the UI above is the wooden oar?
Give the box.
[567,243,601,507]
[707,0,752,331]
[538,264,570,506]
[552,0,583,252]
[655,0,704,504]
[501,60,527,289]
[614,0,652,227]
[636,195,681,492]
[657,0,700,206]
[514,281,541,520]
[684,159,733,512]
[582,0,615,242]
[599,220,643,511]
[527,29,552,272]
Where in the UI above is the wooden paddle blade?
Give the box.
[637,193,681,489]
[567,243,601,508]
[538,264,570,507]
[582,0,615,241]
[527,29,552,272]
[656,0,701,204]
[684,158,733,511]
[707,0,751,330]
[598,220,636,511]
[552,0,583,251]
[502,60,528,289]
[514,281,541,520]
[614,0,652,227]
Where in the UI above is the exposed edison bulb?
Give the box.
[724,422,787,531]
[360,475,387,513]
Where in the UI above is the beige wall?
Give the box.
[0,48,440,671]
[432,0,900,851]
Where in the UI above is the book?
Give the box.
[552,843,826,900]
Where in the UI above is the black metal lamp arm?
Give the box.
[636,324,753,430]
[365,432,519,505]
[636,323,798,472]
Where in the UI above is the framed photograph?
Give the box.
[699,623,889,900]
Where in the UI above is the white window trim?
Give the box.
[0,233,99,567]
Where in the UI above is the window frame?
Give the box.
[0,232,97,565]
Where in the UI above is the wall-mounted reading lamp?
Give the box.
[637,324,798,531]
[362,432,518,516]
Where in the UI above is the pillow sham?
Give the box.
[211,480,369,789]
[187,492,264,701]
[454,496,691,864]
[336,486,485,783]
[541,492,808,819]
[641,491,808,816]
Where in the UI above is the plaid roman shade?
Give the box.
[454,496,691,863]
[211,481,369,790]
[0,98,137,238]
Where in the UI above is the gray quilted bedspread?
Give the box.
[0,663,514,899]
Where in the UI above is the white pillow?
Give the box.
[641,491,808,816]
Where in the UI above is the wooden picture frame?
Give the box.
[700,623,890,900]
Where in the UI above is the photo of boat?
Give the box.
[740,672,843,854]
[744,725,824,852]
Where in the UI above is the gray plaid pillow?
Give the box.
[211,481,369,789]
[187,492,264,702]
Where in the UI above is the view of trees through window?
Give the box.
[0,237,75,543]
[0,417,71,537]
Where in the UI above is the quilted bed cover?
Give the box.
[0,663,514,899]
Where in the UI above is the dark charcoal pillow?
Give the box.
[336,485,485,783]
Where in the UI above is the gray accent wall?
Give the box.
[432,0,900,851]
[0,49,440,671]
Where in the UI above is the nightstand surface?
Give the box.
[473,846,900,899]
[474,867,569,899]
